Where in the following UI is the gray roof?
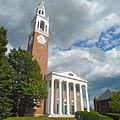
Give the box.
[98,88,118,101]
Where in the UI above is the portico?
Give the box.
[45,70,90,116]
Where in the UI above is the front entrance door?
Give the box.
[71,105,74,114]
[65,105,67,114]
[57,104,59,114]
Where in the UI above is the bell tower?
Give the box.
[27,1,49,77]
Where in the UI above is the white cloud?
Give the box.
[86,47,120,80]
[48,46,120,82]
[6,43,13,55]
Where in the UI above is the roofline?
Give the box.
[47,69,88,82]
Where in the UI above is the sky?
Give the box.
[1,0,120,108]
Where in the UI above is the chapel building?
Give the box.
[27,2,90,117]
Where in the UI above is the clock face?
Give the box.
[37,35,46,46]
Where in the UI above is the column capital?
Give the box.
[67,81,70,84]
[79,84,82,86]
[59,79,63,83]
[52,78,55,81]
[73,82,77,86]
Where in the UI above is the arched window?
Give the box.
[37,22,39,29]
[45,25,47,33]
[39,10,41,14]
[40,21,45,31]
[42,10,44,15]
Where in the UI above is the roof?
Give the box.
[47,69,88,82]
[98,88,118,101]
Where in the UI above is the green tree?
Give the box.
[0,27,8,57]
[8,48,48,116]
[0,27,15,119]
[108,91,120,113]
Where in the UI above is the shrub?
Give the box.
[75,111,99,120]
[106,113,120,120]
[99,116,113,120]
[75,111,112,120]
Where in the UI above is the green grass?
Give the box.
[4,117,77,120]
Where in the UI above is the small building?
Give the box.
[94,88,117,115]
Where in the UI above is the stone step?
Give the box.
[46,114,75,117]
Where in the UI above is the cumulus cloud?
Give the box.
[48,46,120,81]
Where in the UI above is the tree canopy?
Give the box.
[0,26,8,57]
[0,27,15,120]
[8,47,48,116]
[108,91,120,113]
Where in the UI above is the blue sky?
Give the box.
[1,0,120,108]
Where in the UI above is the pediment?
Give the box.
[52,69,88,82]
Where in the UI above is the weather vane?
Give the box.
[38,1,44,6]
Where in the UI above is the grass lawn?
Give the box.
[4,117,77,120]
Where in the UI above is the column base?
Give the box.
[67,113,71,115]
[48,113,74,117]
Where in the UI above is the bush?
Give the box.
[75,111,112,120]
[75,111,99,120]
[106,113,120,120]
[99,116,113,120]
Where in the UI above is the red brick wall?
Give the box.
[27,31,48,116]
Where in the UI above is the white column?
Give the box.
[54,81,57,114]
[66,82,70,114]
[80,84,84,111]
[73,83,77,113]
[62,82,65,114]
[50,79,54,114]
[85,85,90,112]
[46,80,49,114]
[59,80,62,114]
[69,84,71,114]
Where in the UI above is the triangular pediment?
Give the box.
[51,69,88,82]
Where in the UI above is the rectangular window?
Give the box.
[39,56,42,60]
[40,45,42,48]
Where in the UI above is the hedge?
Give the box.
[106,113,120,120]
[75,111,112,120]
[3,117,76,120]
